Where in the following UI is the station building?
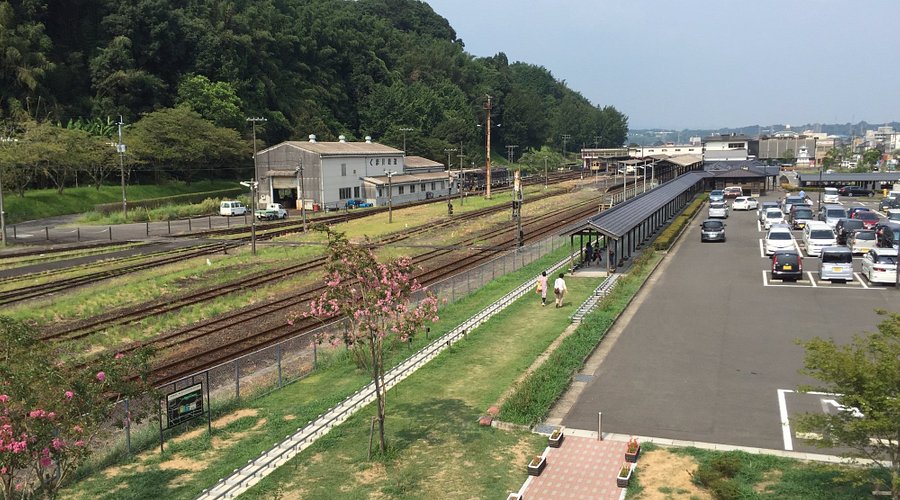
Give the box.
[253,135,452,210]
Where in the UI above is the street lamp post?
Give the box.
[116,117,127,218]
[544,157,548,189]
[385,170,397,223]
[240,180,258,255]
[295,159,307,233]
[817,163,823,210]
[399,127,414,153]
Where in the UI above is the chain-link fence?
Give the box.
[97,235,569,457]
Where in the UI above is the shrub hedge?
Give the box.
[93,187,244,214]
[653,194,705,251]
[500,251,658,425]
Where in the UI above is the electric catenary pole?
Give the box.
[117,117,127,218]
[484,95,493,199]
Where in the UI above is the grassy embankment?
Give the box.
[64,244,596,499]
[2,180,240,224]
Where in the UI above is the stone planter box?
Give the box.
[625,445,641,463]
[526,455,547,476]
[548,430,564,448]
[616,463,634,488]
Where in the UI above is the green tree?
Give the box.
[0,2,53,118]
[862,148,883,168]
[781,149,795,165]
[128,107,248,183]
[176,74,244,130]
[0,316,153,499]
[794,311,900,499]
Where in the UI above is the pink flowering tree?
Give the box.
[0,316,153,499]
[296,230,438,453]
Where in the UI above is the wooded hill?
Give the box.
[0,0,627,184]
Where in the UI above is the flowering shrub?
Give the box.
[0,316,153,499]
[627,437,639,453]
[291,229,438,454]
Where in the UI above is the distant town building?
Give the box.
[865,126,899,151]
[755,134,817,166]
[628,144,703,158]
[702,133,751,162]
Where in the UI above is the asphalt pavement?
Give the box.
[562,193,898,453]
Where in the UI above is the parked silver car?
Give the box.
[700,219,726,242]
[708,202,729,219]
[819,246,854,282]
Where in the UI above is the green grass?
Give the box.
[63,244,591,499]
[2,180,241,224]
[669,447,889,499]
[501,251,663,425]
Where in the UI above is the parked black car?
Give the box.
[839,185,874,197]
[876,221,900,249]
[699,219,726,242]
[835,218,865,245]
[879,197,900,214]
[771,251,803,281]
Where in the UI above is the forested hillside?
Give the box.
[0,0,627,185]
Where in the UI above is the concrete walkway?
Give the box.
[516,435,627,500]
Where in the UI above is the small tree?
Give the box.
[0,317,153,499]
[298,229,438,454]
[794,310,900,499]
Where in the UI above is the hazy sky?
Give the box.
[425,0,899,130]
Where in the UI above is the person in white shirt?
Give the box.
[553,273,567,308]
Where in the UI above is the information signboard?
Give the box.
[166,383,204,428]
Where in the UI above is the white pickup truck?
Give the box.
[255,203,288,220]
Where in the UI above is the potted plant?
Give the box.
[527,454,547,476]
[616,462,633,488]
[548,428,564,448]
[506,494,522,500]
[625,437,641,463]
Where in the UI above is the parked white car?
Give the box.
[219,200,247,216]
[708,202,729,218]
[803,221,837,257]
[758,202,779,223]
[860,248,898,285]
[732,196,758,211]
[848,230,877,255]
[763,208,785,229]
[765,225,796,255]
[822,187,839,204]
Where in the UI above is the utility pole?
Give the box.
[296,158,307,233]
[505,144,518,164]
[457,144,465,206]
[484,95,493,199]
[544,157,548,189]
[385,170,397,223]
[399,127,414,152]
[594,136,601,148]
[561,134,571,161]
[0,160,5,247]
[247,116,267,184]
[116,116,127,218]
[445,147,457,215]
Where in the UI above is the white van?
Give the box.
[822,187,839,204]
[219,200,247,216]
[803,221,836,257]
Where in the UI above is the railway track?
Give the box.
[146,197,601,385]
[43,189,569,341]
[0,243,239,306]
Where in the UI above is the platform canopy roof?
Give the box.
[564,171,711,239]
[797,172,900,183]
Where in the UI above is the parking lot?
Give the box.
[563,192,898,453]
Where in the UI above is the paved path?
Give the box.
[518,435,627,500]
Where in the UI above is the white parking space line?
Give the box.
[807,272,818,287]
[793,241,802,254]
[762,270,769,286]
[777,389,793,451]
[758,239,765,258]
[855,273,869,289]
[757,219,762,232]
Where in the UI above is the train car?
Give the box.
[461,167,511,191]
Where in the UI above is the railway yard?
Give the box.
[1,171,602,387]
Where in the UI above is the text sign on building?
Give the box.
[166,383,204,428]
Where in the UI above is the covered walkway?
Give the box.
[565,171,710,270]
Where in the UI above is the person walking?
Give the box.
[536,271,549,306]
[553,273,567,308]
[593,241,601,265]
[584,241,594,267]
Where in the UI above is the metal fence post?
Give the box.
[313,342,317,369]
[45,226,49,240]
[167,220,171,234]
[234,359,240,399]
[12,226,15,240]
[277,345,283,388]
[76,228,81,242]
[227,217,230,228]
[125,398,132,455]
[109,226,112,241]
[146,222,150,236]
[208,215,212,229]
[188,218,192,232]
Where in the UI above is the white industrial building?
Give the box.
[254,135,452,210]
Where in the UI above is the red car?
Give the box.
[853,210,881,229]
